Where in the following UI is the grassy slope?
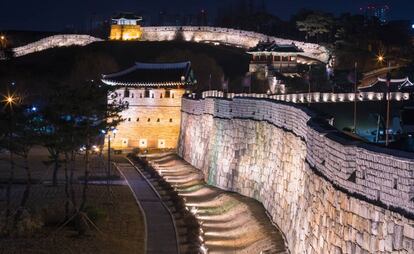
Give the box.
[0,40,250,98]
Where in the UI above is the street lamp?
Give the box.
[377,55,384,63]
[2,94,18,109]
[0,35,6,49]
[375,53,392,146]
[103,127,117,188]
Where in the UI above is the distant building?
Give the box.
[248,41,303,76]
[109,13,143,40]
[359,77,414,93]
[102,62,196,150]
[360,4,389,23]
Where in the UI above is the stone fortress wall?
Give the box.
[12,35,102,57]
[141,26,329,62]
[10,27,329,62]
[178,95,414,253]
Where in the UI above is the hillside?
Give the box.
[2,30,60,47]
[0,40,251,101]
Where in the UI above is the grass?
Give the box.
[0,147,145,254]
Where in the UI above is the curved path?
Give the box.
[116,162,179,254]
[145,153,288,254]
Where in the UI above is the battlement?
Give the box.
[179,95,414,253]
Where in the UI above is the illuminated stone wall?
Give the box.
[141,26,329,63]
[109,25,143,40]
[109,88,185,149]
[12,35,102,57]
[178,97,414,253]
[10,27,329,62]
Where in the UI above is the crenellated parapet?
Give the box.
[12,34,102,57]
[141,26,329,62]
[179,95,414,253]
[199,90,410,103]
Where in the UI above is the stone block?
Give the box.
[403,224,414,239]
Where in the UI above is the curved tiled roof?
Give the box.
[101,62,194,87]
[112,13,142,21]
[359,77,414,93]
[248,41,303,53]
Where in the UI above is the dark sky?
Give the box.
[1,0,413,31]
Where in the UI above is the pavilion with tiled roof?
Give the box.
[101,62,195,87]
[359,77,414,93]
[247,41,304,75]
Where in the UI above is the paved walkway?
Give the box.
[116,162,179,254]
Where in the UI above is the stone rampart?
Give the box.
[10,27,329,62]
[178,96,414,253]
[141,26,329,62]
[12,35,102,57]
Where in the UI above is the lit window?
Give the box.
[121,138,128,148]
[158,139,166,148]
[139,139,147,148]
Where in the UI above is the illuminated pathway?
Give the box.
[116,162,179,254]
[145,153,288,254]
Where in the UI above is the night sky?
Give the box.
[1,0,413,31]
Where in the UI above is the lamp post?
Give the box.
[385,62,391,147]
[0,35,6,49]
[307,65,312,107]
[105,128,117,187]
[376,54,391,146]
[2,93,19,231]
[353,62,358,133]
